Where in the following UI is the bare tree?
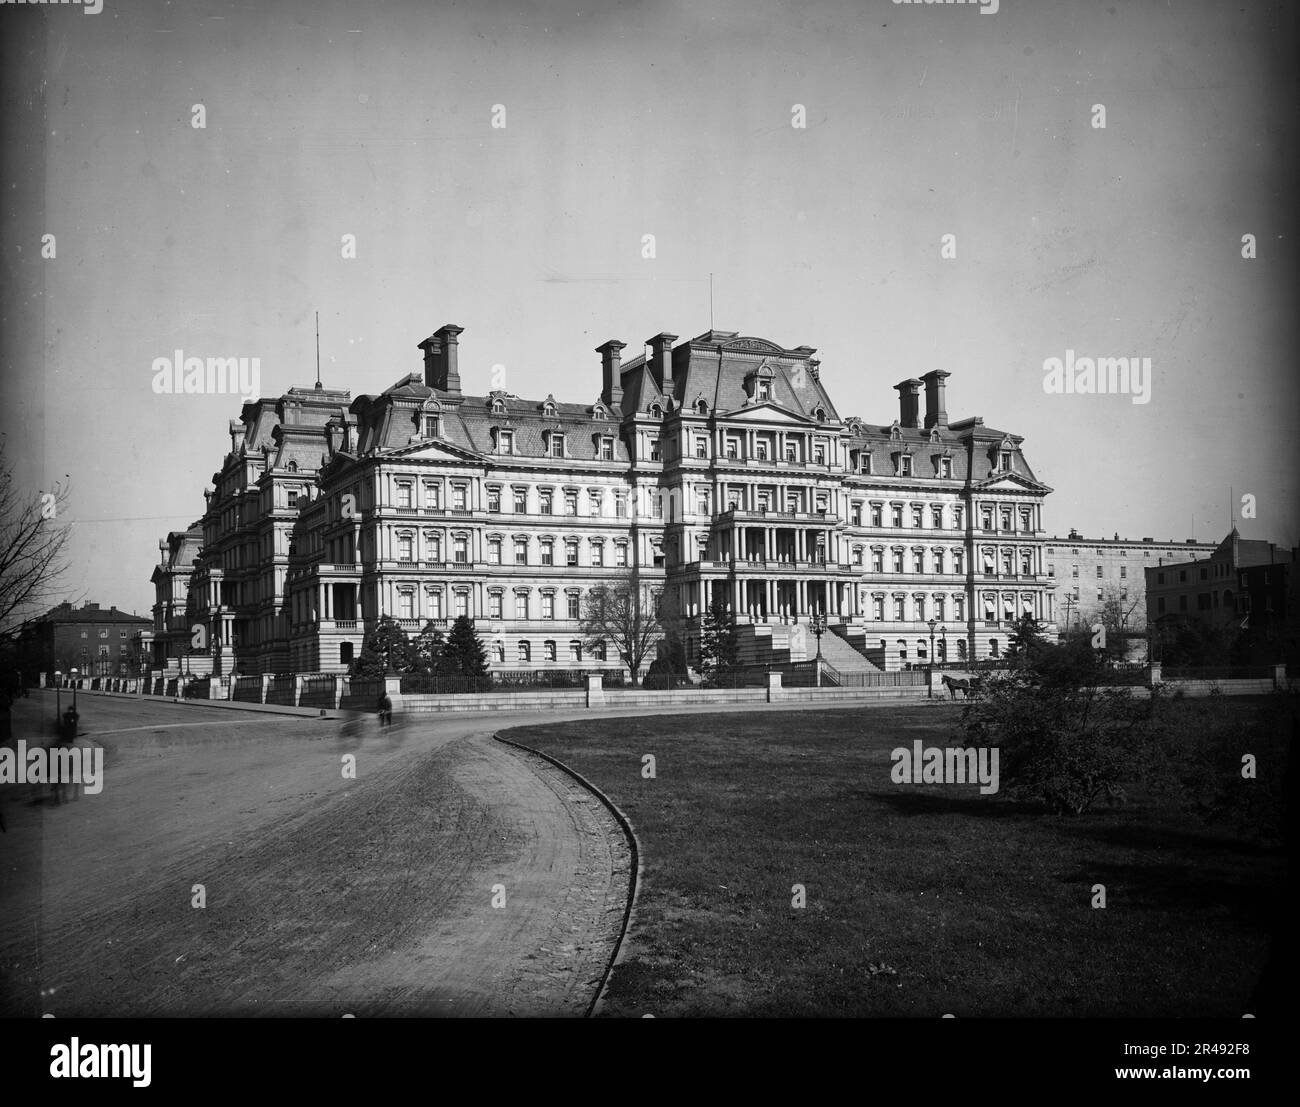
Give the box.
[0,442,73,640]
[580,567,664,688]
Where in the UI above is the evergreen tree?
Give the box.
[442,615,491,686]
[350,615,414,677]
[410,622,449,675]
[698,601,740,685]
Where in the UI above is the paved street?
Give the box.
[0,691,629,1017]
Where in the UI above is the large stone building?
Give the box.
[1145,529,1296,632]
[153,324,1059,677]
[1042,529,1216,633]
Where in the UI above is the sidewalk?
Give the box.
[33,687,350,720]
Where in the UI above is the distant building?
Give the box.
[1043,529,1216,633]
[18,601,152,679]
[1145,529,1297,643]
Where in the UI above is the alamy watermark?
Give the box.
[890,740,1000,795]
[152,350,260,401]
[0,740,104,794]
[1,0,102,13]
[1042,350,1152,405]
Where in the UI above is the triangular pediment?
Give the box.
[389,439,483,463]
[718,401,816,424]
[973,472,1052,493]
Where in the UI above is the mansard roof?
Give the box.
[352,380,632,463]
[665,333,839,422]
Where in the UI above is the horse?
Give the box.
[941,674,970,699]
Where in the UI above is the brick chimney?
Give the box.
[894,378,922,429]
[418,324,464,396]
[920,370,950,429]
[597,340,626,408]
[647,332,678,396]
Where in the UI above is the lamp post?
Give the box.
[812,611,827,688]
[54,669,62,719]
[69,667,78,715]
[927,618,937,698]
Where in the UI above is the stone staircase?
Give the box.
[731,621,885,673]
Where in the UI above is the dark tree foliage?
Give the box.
[441,615,491,686]
[350,615,413,677]
[698,601,741,686]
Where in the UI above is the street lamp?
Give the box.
[927,618,937,698]
[69,667,78,714]
[54,669,62,720]
[812,611,827,688]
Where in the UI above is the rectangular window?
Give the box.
[564,491,578,516]
[892,550,904,573]
[939,457,952,478]
[853,548,864,567]
[567,594,580,620]
[911,506,923,528]
[1020,509,1031,532]
[931,505,943,528]
[872,596,885,620]
[487,487,501,512]
[541,541,554,567]
[540,490,553,515]
[544,641,556,662]
[871,550,884,572]
[1000,451,1012,470]
[1120,565,1127,579]
[428,592,443,620]
[396,483,412,509]
[513,488,527,513]
[398,535,413,562]
[894,597,905,620]
[498,429,514,454]
[615,543,628,567]
[550,433,566,458]
[454,593,468,619]
[515,594,529,620]
[542,594,555,620]
[899,455,912,476]
[424,483,440,510]
[591,541,604,567]
[695,438,708,459]
[1096,565,1104,578]
[398,591,414,619]
[615,493,628,518]
[726,438,738,460]
[489,593,503,620]
[814,445,826,465]
[565,540,579,567]
[756,440,769,461]
[488,538,502,565]
[851,504,863,526]
[891,504,903,527]
[599,437,614,461]
[518,641,530,662]
[913,551,924,573]
[514,539,528,564]
[454,537,468,564]
[697,492,710,515]
[871,504,883,527]
[424,415,440,437]
[649,438,661,462]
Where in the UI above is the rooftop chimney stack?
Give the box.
[920,370,950,429]
[419,324,465,396]
[894,378,923,429]
[647,332,678,396]
[597,340,626,409]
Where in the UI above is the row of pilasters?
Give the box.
[734,527,828,563]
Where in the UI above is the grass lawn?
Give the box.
[507,699,1289,1018]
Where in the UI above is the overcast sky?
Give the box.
[2,0,1296,619]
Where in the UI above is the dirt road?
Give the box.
[0,694,629,1017]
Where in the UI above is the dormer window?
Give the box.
[1000,450,1013,470]
[757,381,772,401]
[649,438,661,462]
[495,428,514,454]
[598,436,614,461]
[649,402,663,419]
[548,432,566,458]
[939,456,953,478]
[423,414,441,437]
[899,455,913,477]
[812,404,826,421]
[695,398,708,415]
[542,398,558,417]
[490,398,506,415]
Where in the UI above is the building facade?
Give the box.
[19,602,152,679]
[1145,529,1295,630]
[1042,529,1217,633]
[155,324,1059,676]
